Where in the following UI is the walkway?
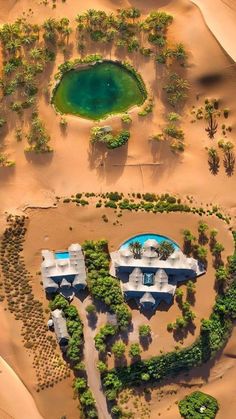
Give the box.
[74,298,111,419]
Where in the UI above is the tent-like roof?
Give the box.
[155,269,168,284]
[42,259,55,269]
[143,249,157,258]
[120,248,133,258]
[51,309,69,343]
[140,292,155,305]
[143,239,159,249]
[68,243,82,252]
[129,267,143,286]
[60,278,71,288]
[44,277,59,290]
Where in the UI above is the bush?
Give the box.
[95,324,117,353]
[26,113,51,153]
[86,304,96,314]
[178,391,219,419]
[49,295,69,311]
[139,324,151,337]
[129,343,141,358]
[97,361,107,373]
[112,341,126,358]
[121,113,132,124]
[90,127,130,149]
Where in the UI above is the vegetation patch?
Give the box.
[82,240,131,330]
[178,391,219,419]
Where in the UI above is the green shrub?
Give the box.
[139,324,151,337]
[178,391,219,419]
[112,341,126,358]
[129,343,141,358]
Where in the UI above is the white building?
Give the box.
[41,243,87,295]
[110,239,205,310]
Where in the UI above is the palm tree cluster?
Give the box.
[208,141,235,177]
[75,8,186,66]
[0,17,72,152]
[163,73,189,107]
[26,111,51,153]
[129,239,174,260]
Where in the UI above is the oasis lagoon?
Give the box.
[52,61,146,120]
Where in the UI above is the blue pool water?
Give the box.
[55,251,69,259]
[120,233,179,249]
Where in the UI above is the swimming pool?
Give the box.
[120,233,179,249]
[55,251,70,259]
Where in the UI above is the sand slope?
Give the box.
[191,0,236,61]
[0,357,43,419]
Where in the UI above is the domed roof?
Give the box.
[143,239,159,249]
[42,259,55,268]
[120,248,133,258]
[68,243,82,252]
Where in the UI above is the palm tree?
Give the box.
[129,241,142,259]
[126,7,141,24]
[196,245,207,264]
[158,241,175,260]
[207,147,220,175]
[212,242,224,257]
[223,149,235,176]
[204,103,218,138]
[198,221,208,245]
[182,229,196,255]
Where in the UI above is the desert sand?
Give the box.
[0,356,42,419]
[0,0,236,417]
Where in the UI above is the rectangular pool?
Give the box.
[55,251,69,259]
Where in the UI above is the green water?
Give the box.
[52,61,146,120]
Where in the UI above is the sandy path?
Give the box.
[0,356,43,419]
[191,0,236,61]
[74,298,111,419]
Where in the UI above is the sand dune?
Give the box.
[0,0,236,418]
[0,356,43,419]
[191,0,236,62]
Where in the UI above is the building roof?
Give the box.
[140,292,156,305]
[43,277,59,290]
[110,246,204,277]
[41,243,87,292]
[60,278,71,288]
[123,268,176,296]
[51,309,69,343]
[155,269,168,284]
[143,239,159,249]
[68,243,82,252]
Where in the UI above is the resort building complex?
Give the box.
[41,243,87,295]
[110,238,205,310]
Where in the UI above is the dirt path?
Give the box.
[74,297,111,419]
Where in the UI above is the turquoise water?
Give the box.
[120,234,179,249]
[52,61,146,120]
[55,251,69,259]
